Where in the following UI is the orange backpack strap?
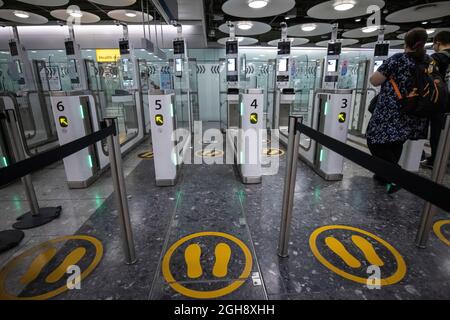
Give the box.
[389,77,403,100]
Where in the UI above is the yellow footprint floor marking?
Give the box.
[212,243,231,278]
[351,235,384,267]
[185,244,203,279]
[20,248,57,285]
[46,247,86,283]
[325,236,361,268]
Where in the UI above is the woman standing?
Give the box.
[366,28,429,193]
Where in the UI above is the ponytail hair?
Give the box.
[404,28,428,62]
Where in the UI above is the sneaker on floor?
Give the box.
[387,183,401,194]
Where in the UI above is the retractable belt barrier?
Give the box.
[278,115,450,257]
[0,118,136,264]
[296,122,450,213]
[0,123,115,187]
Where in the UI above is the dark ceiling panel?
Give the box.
[204,0,450,46]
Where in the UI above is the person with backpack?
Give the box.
[365,28,433,194]
[421,30,450,168]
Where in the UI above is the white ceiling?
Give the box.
[315,39,359,47]
[217,36,258,46]
[267,38,309,46]
[307,0,385,20]
[342,25,400,38]
[17,0,69,5]
[0,9,48,24]
[178,0,204,20]
[222,0,295,18]
[50,9,101,24]
[88,0,136,6]
[386,1,450,23]
[218,21,271,36]
[361,40,404,48]
[0,23,207,50]
[287,23,333,37]
[107,9,153,23]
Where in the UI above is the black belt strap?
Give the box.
[297,123,450,213]
[0,124,116,187]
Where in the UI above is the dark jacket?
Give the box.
[431,49,450,112]
[431,49,450,81]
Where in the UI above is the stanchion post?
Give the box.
[278,116,302,257]
[5,109,40,215]
[105,118,137,264]
[4,108,61,230]
[415,114,450,248]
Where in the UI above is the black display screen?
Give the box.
[119,40,130,55]
[374,43,389,57]
[277,41,291,55]
[173,40,185,55]
[64,40,75,56]
[327,42,342,56]
[9,41,18,56]
[226,40,238,55]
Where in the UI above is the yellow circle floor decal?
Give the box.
[138,151,154,159]
[162,231,253,299]
[433,220,450,246]
[195,149,224,158]
[262,148,285,157]
[0,235,103,300]
[309,225,406,286]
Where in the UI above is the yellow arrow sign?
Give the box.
[250,113,258,124]
[138,151,154,159]
[155,114,164,126]
[58,116,68,128]
[338,112,346,123]
[204,150,217,157]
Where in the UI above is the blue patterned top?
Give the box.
[366,53,429,145]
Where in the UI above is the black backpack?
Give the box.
[390,57,448,117]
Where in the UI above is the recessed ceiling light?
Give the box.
[125,11,137,18]
[248,0,269,9]
[355,18,361,22]
[426,29,436,35]
[237,21,253,30]
[58,50,64,52]
[301,24,317,32]
[422,21,429,25]
[14,11,30,19]
[333,1,355,12]
[69,10,83,18]
[425,42,433,47]
[237,37,244,42]
[362,26,379,33]
[31,50,37,53]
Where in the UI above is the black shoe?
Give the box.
[420,158,434,169]
[373,174,388,185]
[387,183,401,194]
